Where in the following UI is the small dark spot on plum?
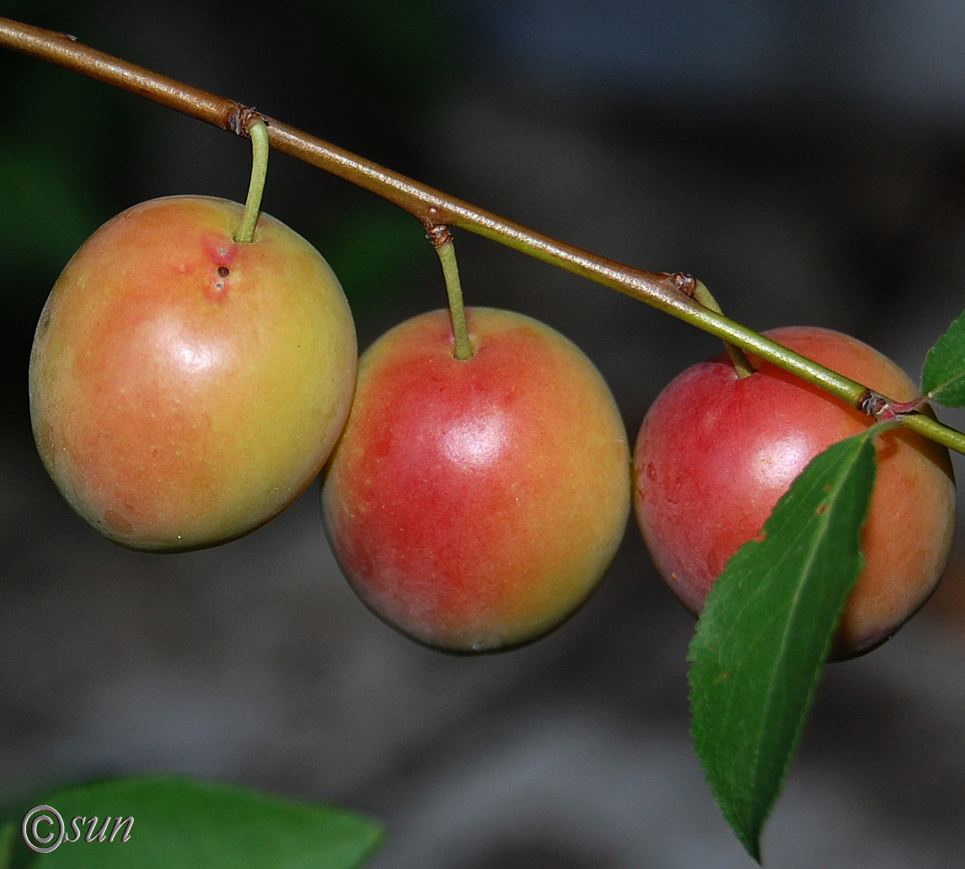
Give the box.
[218,266,229,277]
[103,509,133,534]
[35,311,51,339]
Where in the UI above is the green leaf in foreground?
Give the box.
[6,776,382,869]
[922,306,965,405]
[1,820,15,869]
[688,430,878,863]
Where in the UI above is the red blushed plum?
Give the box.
[634,326,956,660]
[321,307,631,653]
[29,196,357,551]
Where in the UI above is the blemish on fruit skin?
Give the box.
[201,234,239,300]
[35,310,52,340]
[103,509,133,534]
[207,264,232,301]
[210,238,236,262]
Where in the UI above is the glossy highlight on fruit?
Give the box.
[633,326,956,659]
[322,307,631,652]
[29,195,357,551]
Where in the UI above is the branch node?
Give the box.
[427,224,453,249]
[228,105,264,137]
[669,272,698,297]
[858,390,927,420]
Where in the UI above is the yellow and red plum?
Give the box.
[322,307,631,652]
[633,326,956,659]
[29,195,357,551]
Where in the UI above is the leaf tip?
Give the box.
[741,830,764,865]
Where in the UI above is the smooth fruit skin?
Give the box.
[634,326,956,659]
[29,195,357,551]
[322,307,631,652]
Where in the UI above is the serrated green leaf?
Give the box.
[6,776,382,869]
[688,430,878,863]
[922,307,965,405]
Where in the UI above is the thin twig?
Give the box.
[2,16,965,454]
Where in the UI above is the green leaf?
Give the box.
[922,306,965,405]
[1,820,15,869]
[6,776,382,869]
[688,430,878,863]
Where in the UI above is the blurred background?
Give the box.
[3,1,965,866]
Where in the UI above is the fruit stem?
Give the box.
[4,17,965,453]
[430,226,473,360]
[691,280,755,378]
[233,117,269,244]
